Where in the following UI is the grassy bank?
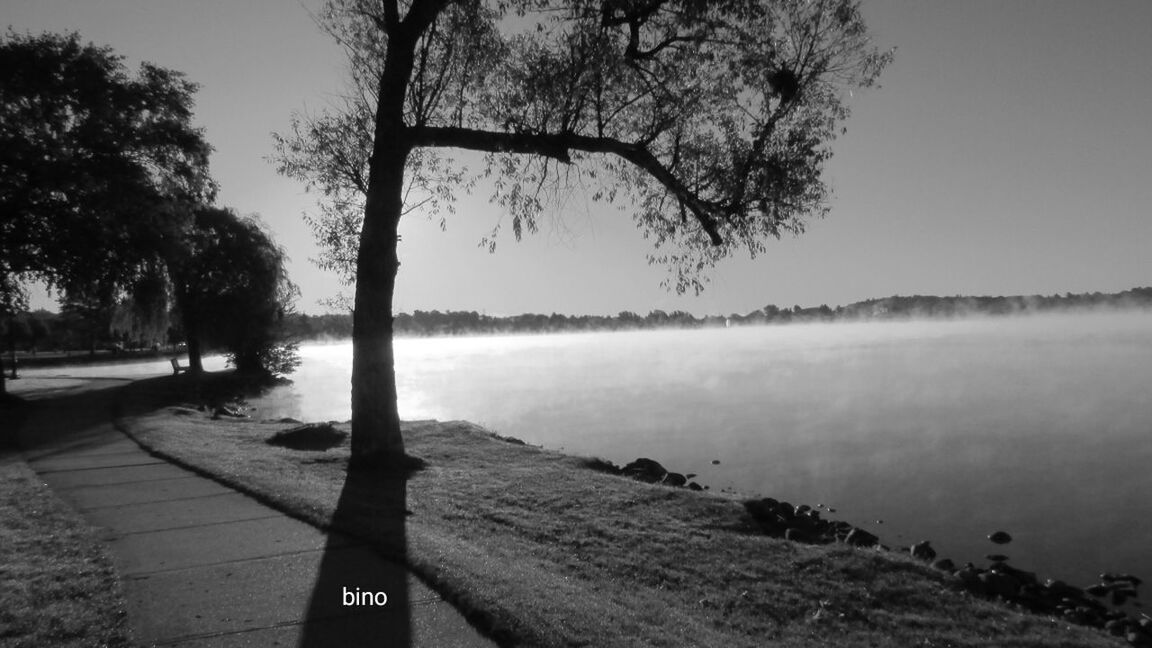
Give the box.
[123,410,1122,648]
[0,455,132,648]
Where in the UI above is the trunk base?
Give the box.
[348,450,427,475]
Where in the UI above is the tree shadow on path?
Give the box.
[298,467,413,647]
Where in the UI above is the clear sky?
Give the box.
[6,0,1151,316]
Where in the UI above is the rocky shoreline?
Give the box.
[595,455,1151,647]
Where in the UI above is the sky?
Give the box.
[5,0,1151,316]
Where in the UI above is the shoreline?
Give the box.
[121,392,1139,647]
[8,372,1147,645]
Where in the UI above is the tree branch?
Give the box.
[402,0,448,35]
[409,126,723,245]
[382,0,400,34]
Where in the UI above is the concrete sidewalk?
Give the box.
[15,378,498,648]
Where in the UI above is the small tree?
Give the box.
[274,0,890,469]
[168,206,300,377]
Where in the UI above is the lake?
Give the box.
[254,312,1152,589]
[26,311,1152,589]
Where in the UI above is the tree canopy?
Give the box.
[0,30,215,310]
[273,0,891,468]
[167,207,300,376]
[277,0,890,291]
[1,31,301,390]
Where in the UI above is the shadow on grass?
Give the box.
[299,467,413,647]
[8,371,275,457]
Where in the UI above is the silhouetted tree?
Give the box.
[273,0,890,469]
[168,207,299,376]
[0,30,214,392]
[59,290,117,356]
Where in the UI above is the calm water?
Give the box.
[254,312,1152,587]
[28,313,1152,587]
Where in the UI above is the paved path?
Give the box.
[12,376,498,648]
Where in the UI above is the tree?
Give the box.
[168,206,300,377]
[0,30,214,392]
[274,0,890,469]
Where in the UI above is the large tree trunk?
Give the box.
[350,149,407,469]
[347,148,407,465]
[347,9,431,471]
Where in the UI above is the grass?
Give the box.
[0,454,132,648]
[123,410,1125,648]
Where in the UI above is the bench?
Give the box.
[170,358,190,375]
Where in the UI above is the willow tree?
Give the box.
[274,0,890,469]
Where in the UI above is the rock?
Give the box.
[1015,583,1044,607]
[931,558,956,572]
[277,417,303,424]
[1104,573,1145,587]
[997,565,1037,586]
[979,570,1020,598]
[744,499,787,534]
[988,530,1013,544]
[1112,588,1138,606]
[1106,619,1129,637]
[581,457,622,474]
[685,473,697,479]
[955,565,985,594]
[1087,584,1110,597]
[687,482,703,491]
[266,423,347,451]
[844,527,879,548]
[622,458,667,483]
[1046,579,1076,596]
[985,554,1009,562]
[662,472,687,487]
[910,541,937,561]
[711,459,720,465]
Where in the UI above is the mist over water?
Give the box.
[249,311,1152,586]
[37,312,1146,587]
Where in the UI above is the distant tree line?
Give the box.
[276,287,1152,341]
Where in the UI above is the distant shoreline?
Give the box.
[287,286,1152,340]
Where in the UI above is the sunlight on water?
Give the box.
[254,312,1152,586]
[28,313,1151,587]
